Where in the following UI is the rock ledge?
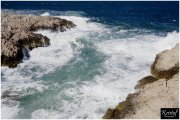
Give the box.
[1,12,76,68]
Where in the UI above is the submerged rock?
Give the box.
[1,12,76,68]
[1,90,20,101]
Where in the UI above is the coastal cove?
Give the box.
[1,2,179,119]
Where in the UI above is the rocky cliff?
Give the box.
[103,43,179,119]
[1,12,76,68]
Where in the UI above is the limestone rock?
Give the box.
[151,44,179,79]
[103,73,179,119]
[9,31,50,49]
[135,76,157,89]
[1,12,76,32]
[103,93,138,119]
[1,12,76,68]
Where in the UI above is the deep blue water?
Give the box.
[2,1,179,32]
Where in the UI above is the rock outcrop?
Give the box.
[151,44,179,79]
[103,43,179,119]
[1,12,76,68]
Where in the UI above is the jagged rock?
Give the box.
[103,93,138,119]
[151,44,179,79]
[1,31,50,67]
[1,12,76,32]
[1,40,24,68]
[103,74,179,119]
[9,31,50,49]
[1,12,76,68]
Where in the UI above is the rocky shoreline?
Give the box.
[103,43,179,119]
[1,12,76,68]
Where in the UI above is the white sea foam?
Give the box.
[1,99,21,119]
[1,13,179,119]
[40,12,49,16]
[1,15,106,119]
[31,31,178,119]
